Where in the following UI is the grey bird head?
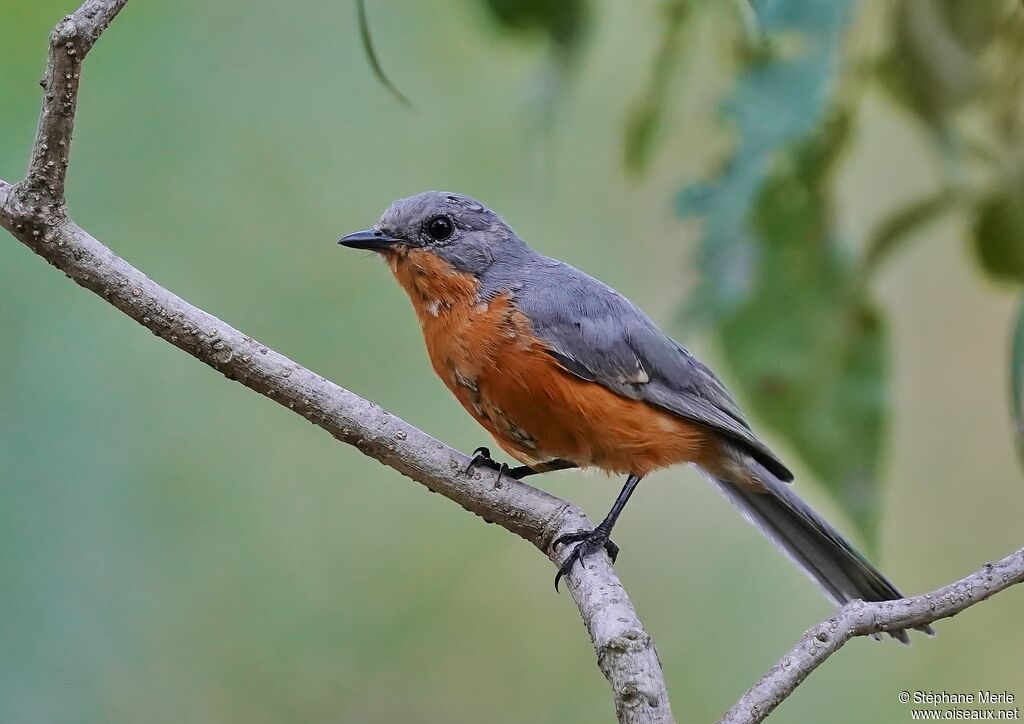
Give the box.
[338,191,529,276]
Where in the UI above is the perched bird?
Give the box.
[339,191,931,642]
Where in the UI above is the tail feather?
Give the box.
[704,465,934,643]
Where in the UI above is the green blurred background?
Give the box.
[2,0,1022,722]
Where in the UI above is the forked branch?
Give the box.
[720,547,1024,724]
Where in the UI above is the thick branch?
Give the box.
[721,547,1024,724]
[0,2,673,722]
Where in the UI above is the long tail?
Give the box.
[705,464,934,643]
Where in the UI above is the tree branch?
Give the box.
[24,0,127,207]
[0,2,673,722]
[720,547,1024,724]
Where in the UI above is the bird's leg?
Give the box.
[512,458,577,478]
[465,447,575,481]
[553,473,643,591]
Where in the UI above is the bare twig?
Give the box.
[0,2,672,722]
[720,547,1024,724]
[24,0,127,207]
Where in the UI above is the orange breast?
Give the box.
[387,248,712,475]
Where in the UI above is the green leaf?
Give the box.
[874,0,1004,127]
[715,118,888,543]
[676,0,857,321]
[875,2,976,125]
[479,0,590,59]
[624,0,691,175]
[973,191,1024,283]
[1012,297,1024,470]
[673,0,888,540]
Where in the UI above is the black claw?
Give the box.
[465,446,497,475]
[554,563,570,592]
[604,539,620,563]
[552,527,618,591]
[465,446,516,485]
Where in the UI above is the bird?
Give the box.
[338,191,932,642]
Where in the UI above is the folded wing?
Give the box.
[509,257,793,482]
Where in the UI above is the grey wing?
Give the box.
[513,259,793,481]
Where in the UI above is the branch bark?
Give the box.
[720,547,1024,724]
[0,2,673,723]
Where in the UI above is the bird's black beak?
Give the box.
[337,228,404,251]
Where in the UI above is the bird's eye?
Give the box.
[425,215,454,242]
